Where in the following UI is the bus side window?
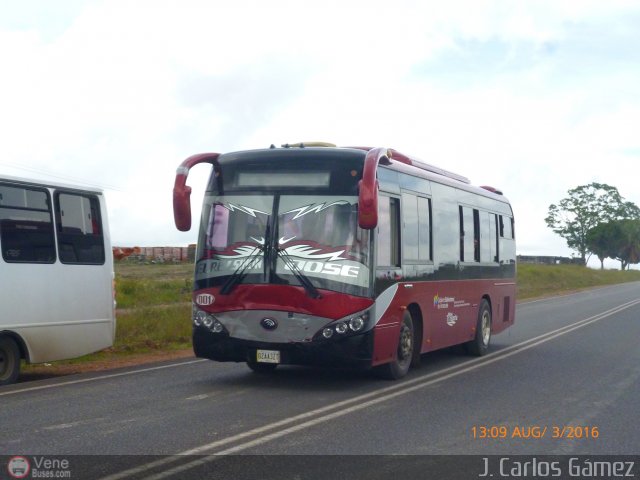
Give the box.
[493,214,500,263]
[55,192,105,265]
[498,215,515,264]
[499,215,514,239]
[0,184,56,263]
[417,197,432,262]
[459,206,479,262]
[504,216,513,239]
[377,196,400,267]
[480,211,493,263]
[401,193,419,261]
[473,209,480,262]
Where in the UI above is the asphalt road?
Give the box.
[1,283,639,479]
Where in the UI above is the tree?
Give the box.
[619,201,640,220]
[586,222,620,269]
[586,219,640,270]
[615,219,640,270]
[545,183,639,265]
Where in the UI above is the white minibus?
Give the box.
[0,175,115,384]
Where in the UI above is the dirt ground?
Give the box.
[19,348,195,383]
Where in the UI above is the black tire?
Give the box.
[376,311,414,380]
[247,360,278,374]
[0,336,21,385]
[466,299,491,356]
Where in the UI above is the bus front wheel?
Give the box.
[0,336,21,385]
[376,311,414,380]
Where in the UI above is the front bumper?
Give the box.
[193,327,374,370]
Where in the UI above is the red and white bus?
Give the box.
[173,144,516,379]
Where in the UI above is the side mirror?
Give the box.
[357,178,379,229]
[173,153,221,231]
[358,148,390,230]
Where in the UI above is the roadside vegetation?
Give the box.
[113,262,193,352]
[21,262,640,376]
[517,263,640,299]
[116,263,192,309]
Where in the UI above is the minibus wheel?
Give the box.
[0,336,21,385]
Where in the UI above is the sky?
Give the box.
[1,0,639,268]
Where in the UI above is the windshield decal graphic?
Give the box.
[283,201,349,220]
[278,235,297,244]
[214,245,262,259]
[199,239,366,285]
[222,203,269,218]
[278,243,347,262]
[213,240,346,263]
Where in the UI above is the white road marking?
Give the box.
[0,359,206,397]
[43,421,88,431]
[185,394,211,401]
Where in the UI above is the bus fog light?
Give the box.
[322,328,334,339]
[335,322,348,334]
[349,316,365,332]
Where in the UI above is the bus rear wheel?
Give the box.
[466,299,491,356]
[0,336,21,385]
[376,311,414,380]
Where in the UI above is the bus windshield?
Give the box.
[195,194,371,297]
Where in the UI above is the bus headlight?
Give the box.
[212,321,224,333]
[193,306,227,334]
[313,309,372,341]
[349,316,365,332]
[335,322,348,334]
[194,310,207,327]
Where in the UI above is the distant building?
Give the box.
[517,255,583,265]
[113,245,196,263]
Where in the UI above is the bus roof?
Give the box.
[218,144,508,204]
[0,173,105,195]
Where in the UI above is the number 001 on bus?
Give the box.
[173,144,516,379]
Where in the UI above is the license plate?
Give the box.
[256,349,280,364]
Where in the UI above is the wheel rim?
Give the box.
[398,324,413,362]
[481,310,491,346]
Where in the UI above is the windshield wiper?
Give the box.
[219,242,265,295]
[276,247,321,299]
[263,222,271,282]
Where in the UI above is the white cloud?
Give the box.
[0,0,639,261]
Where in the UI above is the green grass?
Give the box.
[114,304,192,351]
[116,277,192,308]
[115,263,193,308]
[113,262,193,350]
[23,262,640,370]
[517,264,640,300]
